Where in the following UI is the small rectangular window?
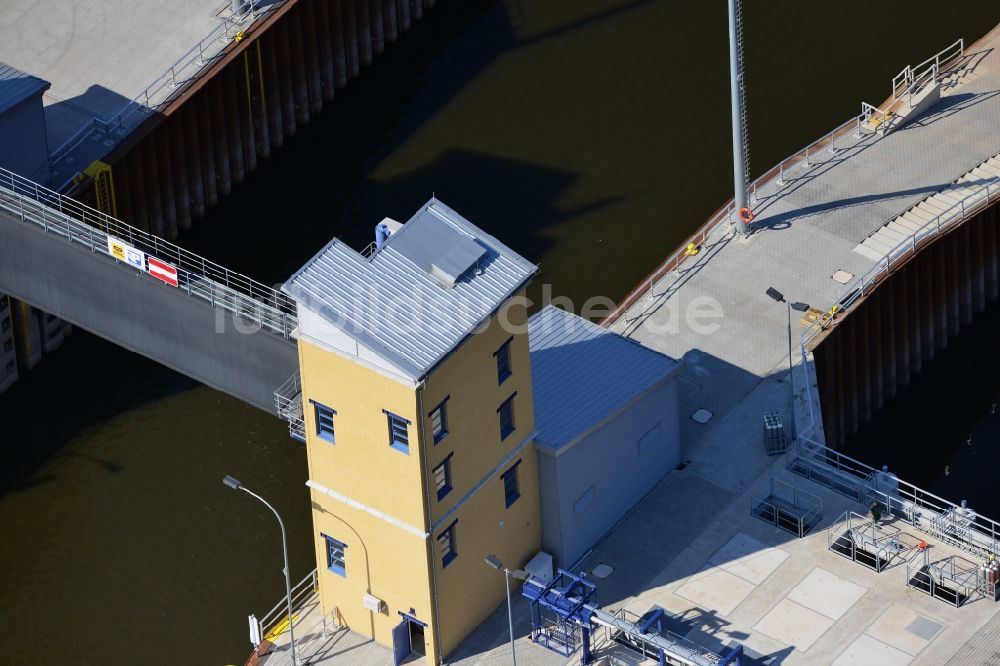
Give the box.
[311,401,336,443]
[494,337,513,384]
[433,453,453,501]
[438,521,458,567]
[429,398,449,444]
[385,411,410,454]
[574,485,596,517]
[2,339,11,353]
[1,318,9,332]
[322,533,347,577]
[637,423,661,454]
[501,460,521,508]
[498,393,517,441]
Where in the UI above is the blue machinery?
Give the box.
[523,570,745,666]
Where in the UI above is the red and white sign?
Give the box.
[147,256,179,287]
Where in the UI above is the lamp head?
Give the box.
[765,287,785,303]
[484,554,503,571]
[222,475,242,490]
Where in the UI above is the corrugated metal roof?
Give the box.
[283,198,538,381]
[529,305,679,450]
[0,62,49,115]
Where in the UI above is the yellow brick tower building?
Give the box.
[282,199,542,664]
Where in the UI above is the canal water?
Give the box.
[3,2,998,663]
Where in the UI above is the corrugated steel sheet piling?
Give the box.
[813,199,1000,449]
[74,0,437,239]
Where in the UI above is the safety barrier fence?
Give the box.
[0,166,297,339]
[905,553,980,608]
[256,568,318,641]
[275,371,306,440]
[49,0,288,179]
[827,510,911,574]
[603,38,967,329]
[893,38,965,100]
[594,608,723,666]
[750,477,822,538]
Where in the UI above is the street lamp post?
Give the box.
[485,554,530,666]
[765,288,809,441]
[224,475,298,666]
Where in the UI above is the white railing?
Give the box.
[892,38,964,101]
[257,568,318,641]
[49,0,289,179]
[275,371,306,440]
[603,37,967,329]
[0,166,298,339]
[603,109,873,327]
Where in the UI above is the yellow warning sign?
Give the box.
[108,238,127,261]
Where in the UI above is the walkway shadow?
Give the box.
[756,176,997,230]
[902,88,1000,131]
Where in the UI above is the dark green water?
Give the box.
[2,2,999,664]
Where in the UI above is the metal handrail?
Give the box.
[893,38,964,100]
[258,568,318,639]
[49,0,287,175]
[603,37,966,329]
[0,166,298,339]
[274,371,305,439]
[800,161,999,352]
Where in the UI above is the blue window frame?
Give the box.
[429,397,449,444]
[438,521,458,567]
[322,533,347,577]
[501,460,521,508]
[311,400,336,443]
[433,453,454,501]
[494,337,513,384]
[498,392,517,441]
[385,410,410,454]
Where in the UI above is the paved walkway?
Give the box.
[252,593,396,666]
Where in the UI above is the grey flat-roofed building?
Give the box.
[0,62,50,183]
[283,198,538,383]
[529,305,682,567]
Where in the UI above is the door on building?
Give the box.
[392,617,410,666]
[392,612,428,665]
[409,619,426,657]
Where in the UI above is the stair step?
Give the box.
[885,220,915,237]
[919,198,951,215]
[863,235,896,254]
[980,162,1000,179]
[893,215,926,233]
[935,191,964,208]
[874,226,907,244]
[854,242,886,261]
[947,181,980,198]
[969,167,997,183]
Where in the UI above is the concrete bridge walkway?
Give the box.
[0,168,298,412]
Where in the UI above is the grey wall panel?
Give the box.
[536,449,563,563]
[549,380,681,568]
[0,209,297,412]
